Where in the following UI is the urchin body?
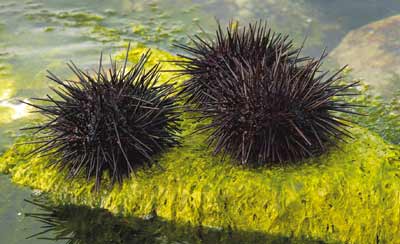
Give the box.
[175,21,360,165]
[193,54,360,165]
[24,49,181,188]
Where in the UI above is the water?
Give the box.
[0,0,399,243]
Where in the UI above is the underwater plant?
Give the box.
[22,46,181,189]
[173,21,306,107]
[174,21,361,165]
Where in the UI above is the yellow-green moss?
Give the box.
[1,47,400,244]
[114,43,187,84]
[1,122,400,243]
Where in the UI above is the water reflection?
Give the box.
[25,198,157,244]
[25,197,331,244]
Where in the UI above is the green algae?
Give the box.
[25,10,104,27]
[24,8,120,43]
[20,1,214,48]
[115,44,188,85]
[90,25,122,42]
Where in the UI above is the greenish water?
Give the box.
[0,0,399,243]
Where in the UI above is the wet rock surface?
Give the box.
[330,15,400,98]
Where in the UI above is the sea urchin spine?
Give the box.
[23,45,181,189]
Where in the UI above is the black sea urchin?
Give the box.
[23,46,181,188]
[195,52,361,165]
[173,21,305,106]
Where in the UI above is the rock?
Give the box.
[2,121,400,243]
[330,15,400,98]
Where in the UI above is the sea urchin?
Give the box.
[193,51,361,165]
[23,46,181,188]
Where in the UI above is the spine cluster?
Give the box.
[175,21,360,165]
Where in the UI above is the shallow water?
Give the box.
[0,0,399,243]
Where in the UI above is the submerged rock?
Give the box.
[0,47,399,244]
[330,15,400,98]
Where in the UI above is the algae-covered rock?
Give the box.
[115,43,185,83]
[1,46,399,244]
[1,123,399,244]
[330,15,400,98]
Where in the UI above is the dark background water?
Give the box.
[0,0,399,243]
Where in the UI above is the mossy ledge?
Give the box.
[1,47,400,243]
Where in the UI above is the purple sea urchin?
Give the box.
[173,21,306,106]
[23,47,181,189]
[194,52,361,165]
